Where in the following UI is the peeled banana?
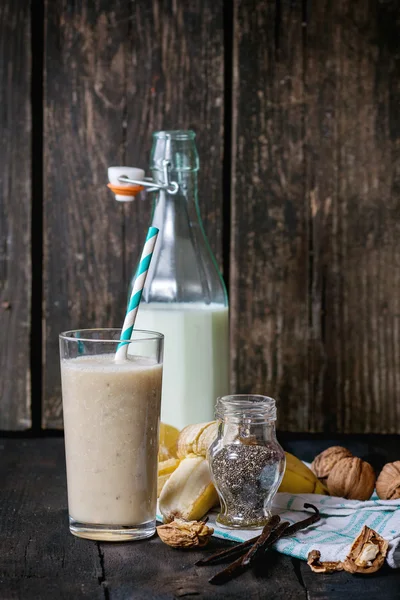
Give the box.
[158,455,218,522]
[176,422,217,458]
[159,457,181,476]
[157,420,327,523]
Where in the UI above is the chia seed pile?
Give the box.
[210,443,283,528]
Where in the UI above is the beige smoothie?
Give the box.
[61,354,162,527]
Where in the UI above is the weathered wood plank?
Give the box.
[43,0,130,427]
[0,438,306,599]
[305,0,400,433]
[123,0,225,290]
[300,562,400,600]
[231,0,309,429]
[103,541,306,599]
[43,0,225,429]
[2,436,400,598]
[0,1,31,429]
[0,580,104,600]
[0,439,101,595]
[306,0,400,433]
[232,0,400,433]
[0,437,304,599]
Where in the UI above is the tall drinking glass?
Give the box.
[59,328,163,541]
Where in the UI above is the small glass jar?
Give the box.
[208,395,285,529]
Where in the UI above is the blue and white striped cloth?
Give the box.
[202,493,400,568]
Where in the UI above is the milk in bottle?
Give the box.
[131,131,229,429]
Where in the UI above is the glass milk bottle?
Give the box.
[134,130,229,429]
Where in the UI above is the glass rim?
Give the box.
[59,328,164,343]
[153,129,196,141]
[215,394,277,421]
[217,394,276,406]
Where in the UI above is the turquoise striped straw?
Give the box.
[115,226,159,361]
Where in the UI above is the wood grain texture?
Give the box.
[103,542,305,599]
[306,0,400,433]
[43,0,224,429]
[44,0,130,427]
[0,438,305,600]
[0,439,104,598]
[0,1,31,429]
[2,436,400,598]
[123,0,224,285]
[231,0,309,429]
[299,561,400,600]
[231,0,400,432]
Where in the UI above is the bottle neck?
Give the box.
[153,169,199,203]
[139,131,227,306]
[150,170,203,240]
[143,168,218,305]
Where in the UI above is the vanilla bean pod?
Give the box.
[195,515,281,567]
[240,515,281,567]
[195,536,258,566]
[199,502,320,583]
[209,521,290,585]
[196,515,280,567]
[208,548,251,584]
[282,503,320,537]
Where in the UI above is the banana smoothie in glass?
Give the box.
[60,329,163,541]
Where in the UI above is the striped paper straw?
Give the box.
[115,226,159,362]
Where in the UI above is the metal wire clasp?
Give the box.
[118,159,179,195]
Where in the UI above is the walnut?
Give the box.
[307,550,343,573]
[311,446,353,481]
[327,457,375,500]
[343,526,388,574]
[376,461,400,500]
[157,518,214,548]
[308,526,389,575]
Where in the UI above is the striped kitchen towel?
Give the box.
[192,493,400,568]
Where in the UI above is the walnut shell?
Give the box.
[311,446,353,481]
[376,461,400,500]
[157,518,214,548]
[327,457,375,500]
[307,550,343,573]
[343,525,388,574]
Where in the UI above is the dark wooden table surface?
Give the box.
[1,435,399,599]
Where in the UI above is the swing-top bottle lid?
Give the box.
[151,130,199,173]
[107,166,145,201]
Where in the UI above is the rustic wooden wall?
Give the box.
[231,0,400,433]
[0,1,31,429]
[43,0,224,428]
[1,0,400,432]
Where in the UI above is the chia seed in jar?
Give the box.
[208,395,285,529]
